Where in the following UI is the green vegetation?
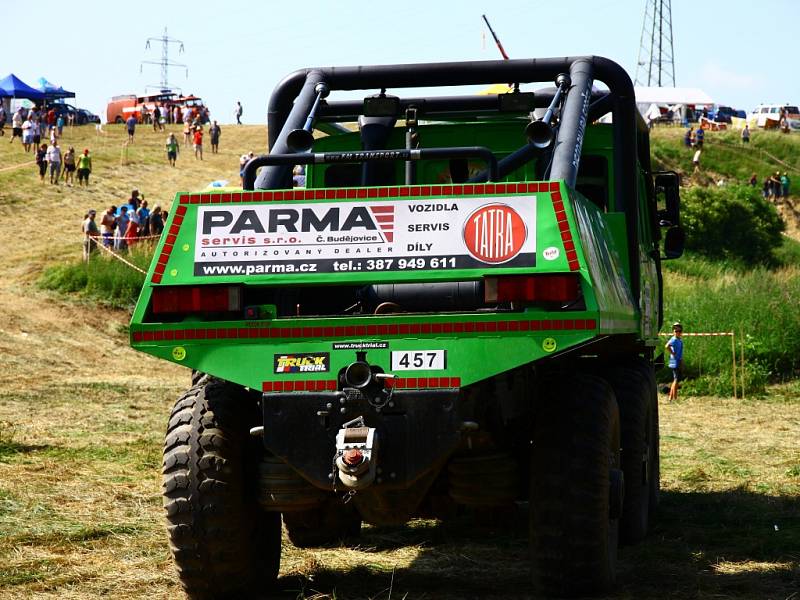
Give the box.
[38,245,152,308]
[663,243,800,396]
[680,184,784,265]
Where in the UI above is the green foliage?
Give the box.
[680,184,784,265]
[38,246,153,308]
[663,246,800,395]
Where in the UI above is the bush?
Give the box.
[39,245,153,308]
[681,184,784,265]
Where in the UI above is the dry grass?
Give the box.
[0,124,798,599]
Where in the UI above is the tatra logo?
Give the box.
[463,203,526,264]
[274,353,330,373]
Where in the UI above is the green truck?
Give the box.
[131,56,684,597]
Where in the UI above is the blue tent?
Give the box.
[36,77,75,100]
[0,74,45,100]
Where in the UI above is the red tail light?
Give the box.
[151,286,242,315]
[484,274,579,303]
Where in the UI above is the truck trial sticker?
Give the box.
[193,196,536,276]
[274,353,330,373]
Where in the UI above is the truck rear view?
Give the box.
[131,56,684,598]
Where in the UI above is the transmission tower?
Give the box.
[634,0,676,87]
[140,27,187,92]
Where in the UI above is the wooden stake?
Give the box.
[731,332,737,398]
[740,329,746,401]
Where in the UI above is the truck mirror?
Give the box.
[663,226,685,259]
[654,171,680,226]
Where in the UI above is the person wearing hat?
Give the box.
[665,322,684,402]
[82,209,100,262]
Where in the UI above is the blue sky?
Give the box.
[3,0,797,127]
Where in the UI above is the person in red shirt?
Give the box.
[193,127,203,160]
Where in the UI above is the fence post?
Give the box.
[740,329,746,401]
[731,332,737,398]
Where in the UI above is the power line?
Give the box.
[140,27,187,92]
[634,0,676,87]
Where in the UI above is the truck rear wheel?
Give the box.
[162,379,281,598]
[283,498,362,548]
[609,360,659,543]
[530,374,621,596]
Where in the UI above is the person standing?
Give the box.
[683,126,693,147]
[46,140,62,184]
[0,104,6,136]
[193,127,204,160]
[62,146,76,186]
[82,209,100,262]
[125,114,137,143]
[165,132,179,166]
[21,117,33,152]
[115,206,130,251]
[748,172,758,187]
[137,200,151,236]
[100,205,116,248]
[31,118,42,149]
[153,105,162,132]
[235,101,243,125]
[665,322,684,402]
[182,119,192,147]
[692,148,701,173]
[694,125,704,148]
[149,205,164,235]
[77,148,92,186]
[10,108,23,144]
[209,120,221,154]
[56,114,64,137]
[35,144,48,182]
[781,172,791,198]
[741,124,750,144]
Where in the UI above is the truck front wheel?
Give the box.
[530,374,621,596]
[162,379,281,598]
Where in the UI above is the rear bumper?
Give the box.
[261,388,462,489]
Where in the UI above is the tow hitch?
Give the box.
[334,416,378,490]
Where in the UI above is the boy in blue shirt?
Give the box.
[666,322,684,401]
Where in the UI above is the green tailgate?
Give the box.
[130,181,638,390]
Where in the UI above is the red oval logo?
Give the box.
[463,203,527,264]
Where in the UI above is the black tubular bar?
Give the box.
[243,146,498,190]
[256,56,640,302]
[550,58,593,188]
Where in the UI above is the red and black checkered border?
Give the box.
[177,182,560,205]
[550,190,580,271]
[132,318,596,343]
[261,376,462,393]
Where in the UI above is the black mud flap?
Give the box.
[261,389,461,489]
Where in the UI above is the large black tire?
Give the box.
[283,497,362,548]
[608,360,658,543]
[162,379,281,599]
[530,374,621,597]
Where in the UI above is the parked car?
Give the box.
[77,109,100,124]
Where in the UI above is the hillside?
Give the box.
[0,123,798,598]
[649,126,800,237]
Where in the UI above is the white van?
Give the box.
[749,104,800,130]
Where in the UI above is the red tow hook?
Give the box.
[343,448,364,466]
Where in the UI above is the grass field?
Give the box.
[0,123,799,599]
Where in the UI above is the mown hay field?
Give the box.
[0,124,797,599]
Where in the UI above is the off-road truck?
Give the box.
[130,55,684,598]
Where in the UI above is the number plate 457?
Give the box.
[390,350,447,371]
